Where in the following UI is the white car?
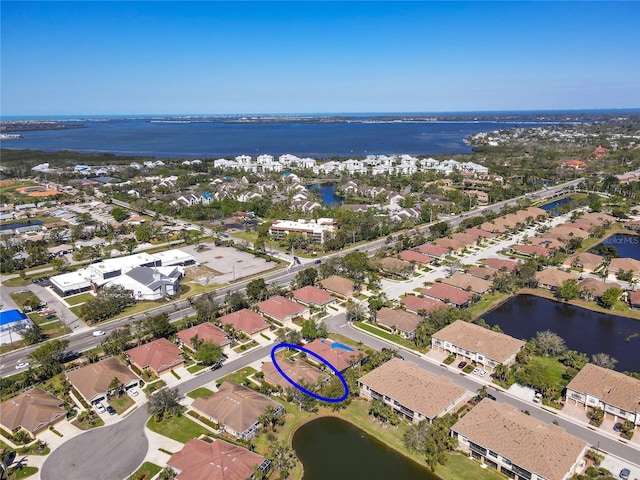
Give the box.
[92,330,106,337]
[128,387,139,397]
[472,368,481,375]
[533,393,543,403]
[94,402,106,414]
[479,370,488,377]
[15,362,30,370]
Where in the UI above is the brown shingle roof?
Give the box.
[562,252,604,270]
[304,338,367,372]
[292,285,335,306]
[578,278,621,298]
[319,275,356,297]
[465,266,497,280]
[566,363,640,413]
[168,438,266,480]
[440,272,492,294]
[375,307,422,334]
[126,338,183,374]
[432,321,525,365]
[217,308,269,335]
[400,295,445,313]
[359,358,466,421]
[453,399,587,480]
[256,295,307,322]
[608,258,640,275]
[464,228,494,239]
[261,357,329,390]
[421,283,473,306]
[0,387,66,434]
[176,323,230,347]
[66,357,139,403]
[512,244,552,257]
[432,238,466,252]
[192,382,280,435]
[535,268,579,288]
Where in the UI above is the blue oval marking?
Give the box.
[270,343,349,403]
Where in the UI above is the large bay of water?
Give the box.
[482,295,640,373]
[292,416,436,480]
[4,118,542,158]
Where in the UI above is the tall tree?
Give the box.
[28,339,69,378]
[146,387,182,421]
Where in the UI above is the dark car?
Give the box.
[487,394,497,401]
[613,422,622,432]
[395,354,405,360]
[106,406,116,415]
[457,361,467,369]
[619,469,630,480]
[314,259,322,264]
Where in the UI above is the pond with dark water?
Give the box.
[293,416,436,480]
[482,295,640,373]
[589,233,640,260]
[306,183,343,206]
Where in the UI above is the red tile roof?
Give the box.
[177,322,231,347]
[400,294,445,313]
[126,338,183,374]
[256,295,307,322]
[319,275,356,297]
[481,258,519,272]
[168,438,267,480]
[417,243,449,258]
[421,283,473,306]
[399,250,434,265]
[292,286,335,306]
[511,244,552,257]
[217,309,269,335]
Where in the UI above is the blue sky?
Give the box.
[1,1,639,115]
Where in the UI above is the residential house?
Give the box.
[400,294,445,314]
[358,358,466,424]
[562,252,604,273]
[511,244,552,258]
[377,257,414,278]
[432,238,467,255]
[268,218,335,244]
[578,278,622,301]
[431,320,524,370]
[464,228,494,241]
[261,356,329,390]
[176,323,231,349]
[577,212,617,227]
[304,338,367,373]
[291,286,336,308]
[167,438,271,480]
[629,290,640,309]
[256,296,307,325]
[534,268,579,290]
[126,338,184,376]
[375,307,422,339]
[66,357,140,404]
[319,275,359,298]
[440,272,492,295]
[561,160,587,170]
[217,309,270,336]
[416,244,449,260]
[452,399,588,480]
[398,250,434,267]
[421,283,474,308]
[607,258,640,282]
[465,266,497,280]
[451,232,479,248]
[191,382,284,440]
[566,363,640,426]
[0,388,66,437]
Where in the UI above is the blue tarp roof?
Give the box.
[0,309,28,327]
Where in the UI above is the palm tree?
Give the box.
[108,377,124,398]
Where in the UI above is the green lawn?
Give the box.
[110,395,135,414]
[352,321,422,352]
[186,363,208,374]
[186,387,214,399]
[65,292,95,306]
[145,414,210,443]
[7,466,38,480]
[9,291,41,309]
[216,366,257,385]
[126,462,162,480]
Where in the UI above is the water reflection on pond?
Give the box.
[292,416,437,480]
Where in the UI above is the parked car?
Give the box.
[479,370,488,377]
[106,406,116,415]
[92,330,106,337]
[128,388,139,397]
[619,469,630,480]
[94,402,106,414]
[533,393,543,403]
[395,354,405,360]
[613,422,622,432]
[486,393,497,401]
[457,361,467,369]
[15,362,30,370]
[472,368,481,375]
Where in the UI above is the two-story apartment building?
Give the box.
[431,320,525,371]
[565,363,640,426]
[358,358,467,424]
